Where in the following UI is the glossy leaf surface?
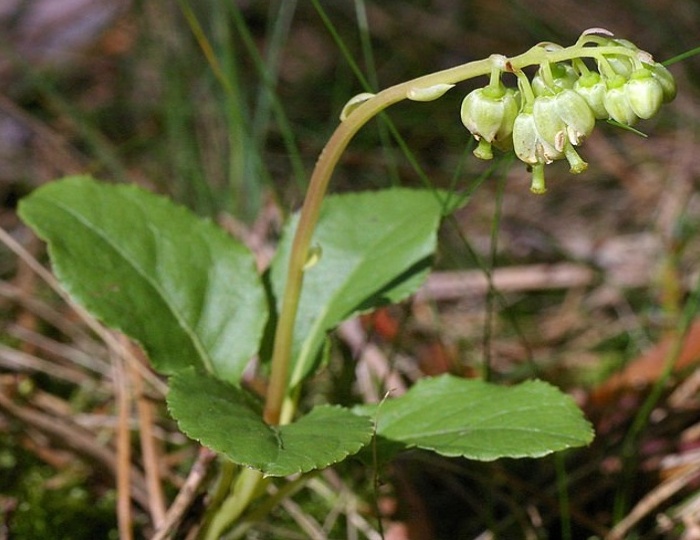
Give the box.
[168,368,374,476]
[358,374,594,461]
[270,188,451,386]
[19,176,267,383]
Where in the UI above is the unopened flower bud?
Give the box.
[604,76,638,125]
[533,90,594,152]
[461,85,519,160]
[513,110,562,166]
[599,39,639,78]
[554,89,595,145]
[625,69,663,119]
[574,72,608,119]
[649,63,677,103]
[602,56,635,78]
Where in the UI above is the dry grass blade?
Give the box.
[607,462,700,540]
[152,448,217,540]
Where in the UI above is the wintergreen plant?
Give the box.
[16,28,674,537]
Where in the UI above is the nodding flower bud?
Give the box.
[513,110,565,194]
[513,109,562,165]
[598,38,639,78]
[649,62,677,103]
[604,75,638,125]
[574,71,608,119]
[533,90,595,151]
[461,85,519,160]
[625,69,664,120]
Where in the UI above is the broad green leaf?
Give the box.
[357,375,593,460]
[270,188,449,387]
[168,368,374,476]
[18,176,267,383]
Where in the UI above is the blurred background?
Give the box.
[0,0,699,538]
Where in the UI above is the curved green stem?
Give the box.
[262,56,493,426]
[261,41,641,426]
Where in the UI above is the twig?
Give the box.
[607,464,700,540]
[129,344,167,527]
[0,343,91,386]
[414,263,595,302]
[0,280,96,345]
[113,337,134,540]
[152,447,217,540]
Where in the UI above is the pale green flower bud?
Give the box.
[533,90,594,152]
[625,69,663,119]
[604,76,638,125]
[573,72,608,119]
[553,89,595,146]
[461,85,519,160]
[599,39,639,78]
[514,104,591,194]
[532,95,563,148]
[513,110,562,166]
[513,111,550,194]
[600,56,635,78]
[649,62,677,103]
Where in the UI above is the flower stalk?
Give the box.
[262,28,676,426]
[189,28,682,540]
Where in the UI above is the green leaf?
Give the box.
[270,188,449,386]
[18,176,267,383]
[357,375,593,461]
[168,368,374,476]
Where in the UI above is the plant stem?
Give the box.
[261,41,637,426]
[204,468,267,540]
[261,59,500,426]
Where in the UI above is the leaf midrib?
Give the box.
[50,196,215,372]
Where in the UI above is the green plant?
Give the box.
[16,28,675,538]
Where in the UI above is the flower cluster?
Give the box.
[460,29,676,193]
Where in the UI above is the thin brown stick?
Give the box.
[0,343,91,386]
[114,337,134,540]
[607,464,700,540]
[129,345,167,528]
[338,318,407,403]
[152,447,217,540]
[414,263,595,302]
